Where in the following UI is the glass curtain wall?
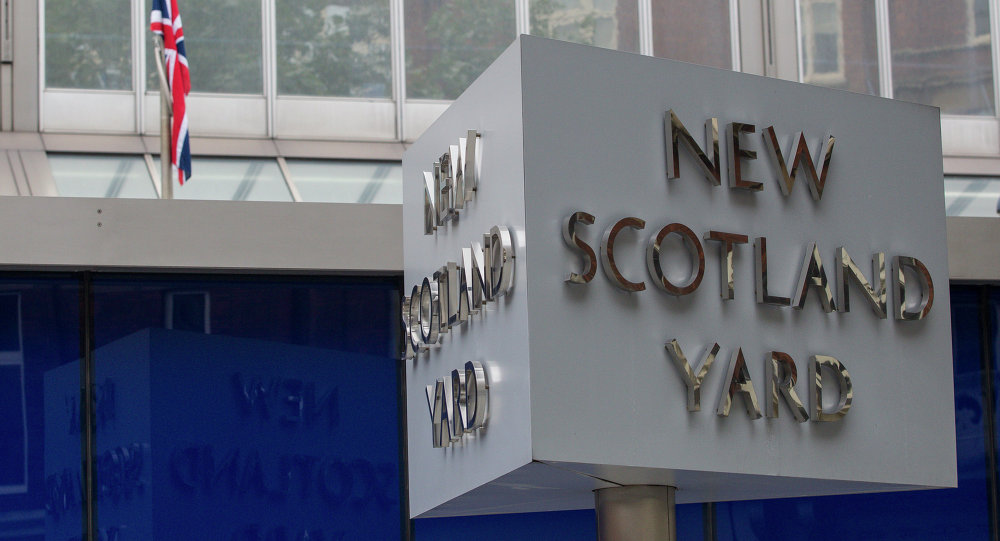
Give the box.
[798,0,996,115]
[0,277,80,541]
[0,273,402,541]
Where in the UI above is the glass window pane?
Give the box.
[889,0,995,115]
[651,0,731,69]
[285,160,401,204]
[945,176,1000,217]
[91,276,402,539]
[405,0,516,100]
[154,157,292,201]
[276,0,392,98]
[531,0,638,53]
[0,278,81,541]
[799,0,879,94]
[49,154,157,199]
[146,0,263,94]
[45,0,132,90]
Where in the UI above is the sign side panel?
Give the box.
[520,36,954,494]
[403,39,532,517]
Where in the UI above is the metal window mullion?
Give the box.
[762,0,776,77]
[276,156,302,202]
[263,0,276,138]
[79,272,96,541]
[133,0,144,134]
[516,0,530,36]
[391,0,405,141]
[793,0,803,82]
[637,0,652,56]
[729,0,742,71]
[990,0,1000,123]
[875,0,893,98]
[37,0,44,131]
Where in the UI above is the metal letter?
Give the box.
[463,243,489,310]
[665,339,720,412]
[465,361,489,429]
[488,225,515,298]
[434,266,450,336]
[418,277,440,346]
[454,262,473,322]
[601,217,647,292]
[423,171,437,235]
[646,223,705,296]
[665,110,721,186]
[450,144,465,209]
[462,130,481,201]
[451,368,468,436]
[765,351,808,422]
[728,122,763,191]
[716,348,762,419]
[809,355,853,422]
[402,296,415,360]
[434,159,452,226]
[407,286,428,354]
[563,212,598,284]
[761,126,835,200]
[836,247,887,318]
[754,237,791,306]
[893,256,934,320]
[704,231,749,300]
[791,242,837,312]
[425,379,451,447]
[446,261,468,325]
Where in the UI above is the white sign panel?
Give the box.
[403,36,955,518]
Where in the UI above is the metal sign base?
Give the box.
[595,485,676,541]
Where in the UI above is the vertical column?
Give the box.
[595,485,677,541]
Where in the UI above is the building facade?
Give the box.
[0,1,998,540]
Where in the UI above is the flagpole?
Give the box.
[153,35,173,200]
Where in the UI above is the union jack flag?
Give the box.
[150,0,191,185]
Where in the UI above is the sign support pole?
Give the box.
[595,485,676,541]
[152,35,173,200]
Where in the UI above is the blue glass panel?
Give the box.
[413,501,703,539]
[713,285,990,540]
[0,277,81,541]
[91,276,402,541]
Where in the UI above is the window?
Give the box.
[404,0,517,100]
[652,0,732,69]
[276,0,392,98]
[145,0,264,94]
[798,0,879,95]
[531,0,639,53]
[48,155,158,199]
[945,176,1000,217]
[284,160,402,204]
[889,0,995,115]
[155,157,293,201]
[45,0,132,90]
